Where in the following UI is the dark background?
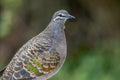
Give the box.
[0,0,120,80]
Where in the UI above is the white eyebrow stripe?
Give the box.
[53,16,63,21]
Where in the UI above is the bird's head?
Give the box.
[52,10,75,23]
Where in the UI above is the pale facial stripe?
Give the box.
[53,16,64,22]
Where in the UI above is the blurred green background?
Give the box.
[0,0,120,80]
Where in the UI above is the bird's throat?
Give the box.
[52,22,65,42]
[43,22,65,42]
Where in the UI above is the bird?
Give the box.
[0,10,75,80]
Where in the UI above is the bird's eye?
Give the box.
[58,14,62,17]
[58,14,64,17]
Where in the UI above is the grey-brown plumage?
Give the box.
[1,10,75,80]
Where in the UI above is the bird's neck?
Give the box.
[44,21,65,40]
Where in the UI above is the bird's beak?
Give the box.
[67,14,75,19]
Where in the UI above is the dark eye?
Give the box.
[58,14,65,17]
[58,14,63,17]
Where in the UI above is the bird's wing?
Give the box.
[2,36,60,80]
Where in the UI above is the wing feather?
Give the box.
[2,36,60,80]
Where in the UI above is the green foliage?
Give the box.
[0,0,23,38]
[0,77,2,80]
[0,10,13,38]
[1,0,22,11]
